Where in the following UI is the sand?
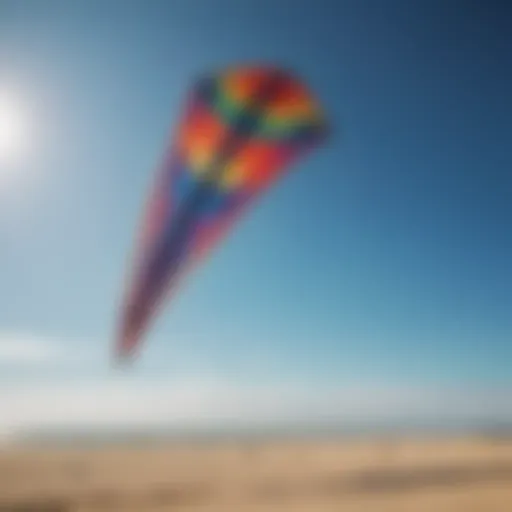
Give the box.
[1,436,512,511]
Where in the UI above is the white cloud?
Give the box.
[0,377,511,433]
[0,332,511,436]
[0,332,66,364]
[0,332,99,367]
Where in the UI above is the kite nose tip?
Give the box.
[112,333,136,369]
[111,349,135,370]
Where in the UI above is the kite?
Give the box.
[115,65,329,362]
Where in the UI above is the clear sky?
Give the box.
[0,0,510,432]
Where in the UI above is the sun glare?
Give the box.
[0,90,28,168]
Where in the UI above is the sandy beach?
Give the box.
[1,436,512,511]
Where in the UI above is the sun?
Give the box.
[0,90,28,168]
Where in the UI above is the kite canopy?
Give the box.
[115,65,329,362]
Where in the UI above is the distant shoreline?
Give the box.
[5,420,512,449]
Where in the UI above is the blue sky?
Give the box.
[0,0,510,431]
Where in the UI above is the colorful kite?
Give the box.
[115,65,329,361]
